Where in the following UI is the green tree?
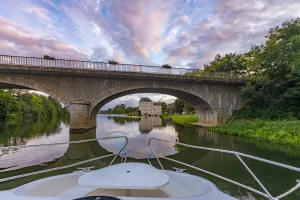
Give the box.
[204,53,247,74]
[0,90,69,123]
[174,98,185,113]
[0,90,17,120]
[43,55,55,60]
[160,102,167,113]
[108,60,118,64]
[162,64,172,69]
[183,101,196,114]
[184,18,300,119]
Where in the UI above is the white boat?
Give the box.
[0,136,299,200]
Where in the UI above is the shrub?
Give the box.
[43,55,55,60]
[108,60,118,65]
[162,64,171,69]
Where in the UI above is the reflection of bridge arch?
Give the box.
[0,129,111,190]
[52,129,109,167]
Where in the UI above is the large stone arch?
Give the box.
[0,66,243,132]
[89,88,220,128]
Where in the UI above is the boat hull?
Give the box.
[0,163,236,200]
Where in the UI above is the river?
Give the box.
[0,115,299,199]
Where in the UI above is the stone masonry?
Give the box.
[0,64,245,133]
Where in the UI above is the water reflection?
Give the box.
[139,116,162,133]
[53,129,110,167]
[0,118,69,171]
[0,115,299,199]
[107,116,164,134]
[107,116,140,125]
[0,128,110,191]
[97,115,177,159]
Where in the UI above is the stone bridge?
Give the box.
[0,55,246,133]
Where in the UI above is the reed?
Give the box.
[211,119,300,146]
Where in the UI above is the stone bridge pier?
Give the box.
[69,100,96,133]
[0,64,245,133]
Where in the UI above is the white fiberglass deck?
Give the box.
[0,162,236,200]
[0,136,299,200]
[79,163,169,189]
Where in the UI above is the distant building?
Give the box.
[139,98,162,116]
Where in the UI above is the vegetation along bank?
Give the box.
[184,18,300,147]
[0,89,69,123]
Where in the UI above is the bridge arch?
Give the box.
[89,88,220,128]
[0,79,69,106]
[0,63,243,132]
[0,81,71,121]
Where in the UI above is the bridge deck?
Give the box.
[0,55,247,84]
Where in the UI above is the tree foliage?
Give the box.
[172,99,195,114]
[108,60,118,65]
[99,104,138,114]
[43,55,55,60]
[174,98,185,113]
[204,53,247,74]
[160,102,167,113]
[162,64,172,69]
[0,90,69,122]
[197,18,300,119]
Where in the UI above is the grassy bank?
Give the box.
[210,120,300,146]
[163,114,198,126]
[125,115,142,119]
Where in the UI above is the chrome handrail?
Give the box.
[148,137,300,200]
[0,136,128,183]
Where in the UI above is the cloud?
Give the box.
[1,0,300,105]
[0,18,86,59]
[2,0,299,66]
[164,0,300,69]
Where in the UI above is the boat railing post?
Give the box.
[108,136,129,166]
[148,138,165,170]
[276,180,300,199]
[148,153,154,166]
[235,154,274,199]
[148,137,300,200]
[120,152,127,163]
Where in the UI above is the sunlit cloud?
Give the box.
[1,0,300,106]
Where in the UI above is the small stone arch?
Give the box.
[0,77,69,106]
[0,81,71,118]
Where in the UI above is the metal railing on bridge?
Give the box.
[0,55,246,80]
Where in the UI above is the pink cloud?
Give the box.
[1,0,300,68]
[164,0,300,69]
[0,18,86,59]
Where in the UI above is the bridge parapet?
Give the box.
[0,55,245,132]
[0,55,246,81]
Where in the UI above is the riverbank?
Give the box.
[125,115,142,119]
[163,114,198,126]
[164,114,300,148]
[210,119,300,147]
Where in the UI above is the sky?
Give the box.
[1,0,300,109]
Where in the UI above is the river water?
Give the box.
[0,115,299,199]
